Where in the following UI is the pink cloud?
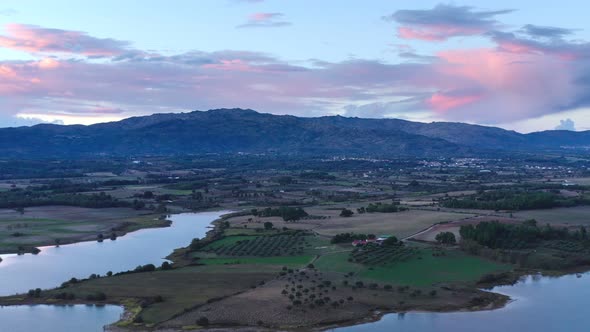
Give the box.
[249,12,281,21]
[397,26,483,41]
[426,47,580,123]
[427,92,481,111]
[0,21,588,127]
[37,58,60,69]
[0,23,129,56]
[237,12,291,28]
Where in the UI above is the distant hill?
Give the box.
[0,108,588,158]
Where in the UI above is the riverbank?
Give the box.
[0,206,169,255]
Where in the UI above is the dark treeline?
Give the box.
[357,202,407,214]
[331,233,373,244]
[252,206,308,221]
[31,179,140,193]
[460,220,587,249]
[0,190,130,209]
[443,189,590,210]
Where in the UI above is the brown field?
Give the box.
[224,205,475,239]
[311,209,475,239]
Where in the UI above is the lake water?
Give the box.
[0,211,227,296]
[0,211,226,332]
[0,304,124,332]
[329,272,590,332]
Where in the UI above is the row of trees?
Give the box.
[442,189,590,211]
[252,207,308,221]
[357,202,407,214]
[331,233,376,244]
[0,190,130,209]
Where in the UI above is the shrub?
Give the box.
[196,317,209,326]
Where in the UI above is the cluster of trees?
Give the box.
[442,189,590,211]
[460,220,587,249]
[357,202,407,214]
[331,232,375,244]
[164,181,208,191]
[340,208,354,217]
[435,232,456,245]
[253,206,308,221]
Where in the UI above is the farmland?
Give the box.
[0,154,590,330]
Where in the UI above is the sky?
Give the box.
[0,1,590,132]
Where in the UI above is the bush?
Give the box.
[340,208,354,217]
[196,317,209,326]
[435,232,456,245]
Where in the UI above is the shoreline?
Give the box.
[0,215,171,256]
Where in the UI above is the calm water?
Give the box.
[0,211,226,296]
[0,304,124,332]
[330,272,590,332]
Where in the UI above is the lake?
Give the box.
[329,272,590,332]
[0,211,227,296]
[0,304,124,332]
[0,211,226,332]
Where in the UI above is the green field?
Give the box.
[315,247,509,286]
[199,255,313,266]
[201,235,253,250]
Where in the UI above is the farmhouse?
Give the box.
[352,235,391,246]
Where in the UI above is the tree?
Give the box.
[435,232,456,245]
[382,236,400,246]
[196,317,209,326]
[340,208,354,217]
[264,222,274,230]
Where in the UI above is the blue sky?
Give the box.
[0,1,589,132]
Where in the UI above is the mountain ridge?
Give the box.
[0,108,588,158]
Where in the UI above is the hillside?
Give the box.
[0,108,588,158]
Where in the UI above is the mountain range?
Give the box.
[0,108,589,158]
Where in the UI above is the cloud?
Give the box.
[237,12,291,28]
[555,118,576,131]
[1,18,590,129]
[0,24,130,56]
[521,24,575,39]
[384,4,513,41]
